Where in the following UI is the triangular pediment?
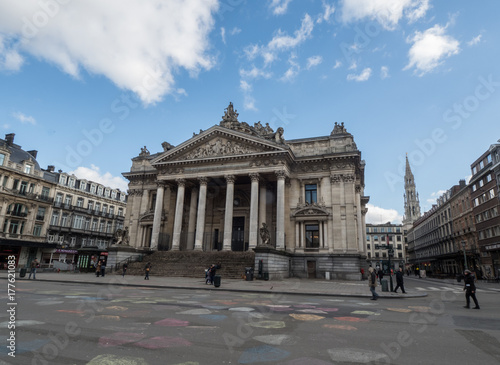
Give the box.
[151,126,289,166]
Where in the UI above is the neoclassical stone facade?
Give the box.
[123,103,369,279]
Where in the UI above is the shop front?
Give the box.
[77,248,108,272]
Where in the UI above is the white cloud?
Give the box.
[0,35,23,71]
[231,27,242,36]
[70,164,128,191]
[341,0,430,30]
[0,0,219,105]
[306,55,323,69]
[467,34,482,46]
[1,124,10,129]
[221,27,226,44]
[239,66,273,80]
[12,111,36,125]
[348,60,357,70]
[365,204,403,224]
[347,67,372,81]
[380,66,389,79]
[317,2,335,23]
[333,60,342,69]
[240,80,252,92]
[269,0,293,15]
[268,14,314,51]
[281,54,300,81]
[404,24,460,76]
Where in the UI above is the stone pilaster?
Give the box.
[222,175,235,251]
[171,179,186,250]
[194,177,208,251]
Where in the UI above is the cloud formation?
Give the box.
[12,111,36,125]
[70,164,128,192]
[347,67,372,81]
[0,0,219,105]
[366,204,403,224]
[269,0,293,15]
[404,24,460,75]
[341,0,430,30]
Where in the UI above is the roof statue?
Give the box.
[139,146,150,156]
[331,122,348,135]
[219,102,285,144]
[162,141,174,152]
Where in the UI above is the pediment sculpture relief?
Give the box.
[183,138,260,160]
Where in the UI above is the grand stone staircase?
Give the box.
[121,250,255,279]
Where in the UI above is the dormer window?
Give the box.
[24,165,32,174]
[59,175,67,185]
[80,182,86,191]
[69,178,75,188]
[97,186,103,196]
[0,153,5,166]
[90,184,96,194]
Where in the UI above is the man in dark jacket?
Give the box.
[463,270,480,309]
[393,267,406,293]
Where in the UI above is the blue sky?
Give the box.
[1,0,499,224]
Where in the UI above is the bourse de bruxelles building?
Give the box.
[123,103,369,280]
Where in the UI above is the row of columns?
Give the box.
[150,171,287,251]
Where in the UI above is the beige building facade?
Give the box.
[123,104,369,279]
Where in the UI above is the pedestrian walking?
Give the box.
[393,267,406,293]
[368,267,379,300]
[100,261,106,277]
[463,270,480,309]
[28,259,39,280]
[95,260,101,277]
[122,263,128,277]
[144,262,152,280]
[377,267,384,285]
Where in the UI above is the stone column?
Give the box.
[330,174,342,252]
[276,170,286,249]
[150,183,165,250]
[171,179,186,251]
[356,186,364,253]
[194,177,208,251]
[222,175,235,251]
[249,173,259,249]
[187,186,199,250]
[258,184,267,245]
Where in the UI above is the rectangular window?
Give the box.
[90,184,96,194]
[64,195,72,206]
[19,181,28,195]
[59,175,67,185]
[397,236,402,242]
[109,206,115,215]
[0,153,5,166]
[367,244,370,249]
[366,235,370,241]
[305,224,319,248]
[36,207,46,221]
[41,186,50,200]
[12,179,19,190]
[373,228,378,233]
[33,224,42,236]
[80,182,86,191]
[8,220,19,234]
[50,212,59,225]
[77,197,84,207]
[73,215,83,229]
[61,213,69,227]
[24,165,32,174]
[102,205,108,214]
[88,200,94,210]
[55,193,63,204]
[305,184,317,204]
[98,186,103,196]
[118,208,123,216]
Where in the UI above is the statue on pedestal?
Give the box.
[259,223,271,246]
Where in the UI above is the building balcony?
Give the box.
[6,210,28,218]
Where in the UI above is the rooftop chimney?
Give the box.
[5,133,15,146]
[28,150,38,159]
[47,165,55,172]
[459,179,466,188]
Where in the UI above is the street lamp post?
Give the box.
[462,241,468,271]
[387,235,394,292]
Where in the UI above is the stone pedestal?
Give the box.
[107,245,146,270]
[253,246,292,280]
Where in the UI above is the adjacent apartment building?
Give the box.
[0,133,127,271]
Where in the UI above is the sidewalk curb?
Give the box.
[1,275,428,299]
